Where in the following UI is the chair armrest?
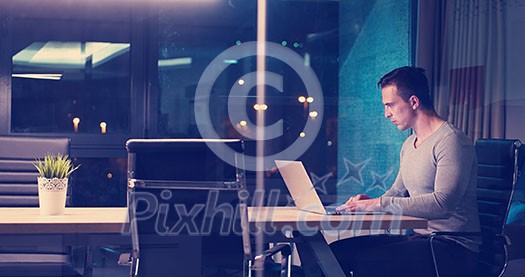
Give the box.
[429,231,482,237]
[429,231,510,245]
[505,224,525,259]
[253,244,292,269]
[255,244,292,260]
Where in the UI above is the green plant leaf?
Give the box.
[33,153,80,178]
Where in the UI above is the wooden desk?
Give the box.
[248,206,426,231]
[0,208,129,277]
[0,207,128,234]
[0,207,129,247]
[248,207,428,277]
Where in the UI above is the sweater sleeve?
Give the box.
[382,170,408,197]
[382,141,408,198]
[380,133,475,219]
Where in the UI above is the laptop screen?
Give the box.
[275,160,327,214]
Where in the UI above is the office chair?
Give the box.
[0,136,86,276]
[429,139,524,277]
[124,138,293,277]
[125,139,247,276]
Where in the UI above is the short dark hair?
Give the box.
[377,66,433,110]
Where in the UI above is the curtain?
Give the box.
[417,0,506,142]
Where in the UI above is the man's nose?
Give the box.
[384,107,391,118]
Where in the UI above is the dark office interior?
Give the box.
[0,0,524,276]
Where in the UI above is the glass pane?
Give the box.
[155,0,412,204]
[72,157,127,207]
[157,2,257,137]
[337,0,411,201]
[10,19,131,134]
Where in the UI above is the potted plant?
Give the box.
[33,154,80,215]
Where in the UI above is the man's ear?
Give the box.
[409,95,420,110]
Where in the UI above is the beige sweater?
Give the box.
[380,122,480,252]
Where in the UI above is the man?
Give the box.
[331,66,480,276]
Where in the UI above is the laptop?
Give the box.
[275,160,384,215]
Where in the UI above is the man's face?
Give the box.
[381,85,415,131]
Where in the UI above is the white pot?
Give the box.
[38,177,68,216]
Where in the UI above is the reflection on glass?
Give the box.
[13,41,129,70]
[72,157,127,207]
[155,0,340,202]
[11,40,131,134]
[153,0,411,204]
[157,2,257,138]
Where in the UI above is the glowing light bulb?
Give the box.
[72,117,80,133]
[253,104,268,111]
[100,122,107,134]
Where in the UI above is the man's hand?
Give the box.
[336,195,380,212]
[344,194,371,204]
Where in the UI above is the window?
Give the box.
[10,17,131,134]
[0,0,413,206]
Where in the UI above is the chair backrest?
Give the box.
[125,138,247,277]
[475,139,524,276]
[0,136,75,276]
[0,136,70,207]
[126,138,243,183]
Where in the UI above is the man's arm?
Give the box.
[336,172,409,212]
[382,171,408,197]
[380,133,475,218]
[383,141,409,198]
[337,145,408,212]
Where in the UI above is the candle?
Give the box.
[72,117,80,133]
[100,122,107,134]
